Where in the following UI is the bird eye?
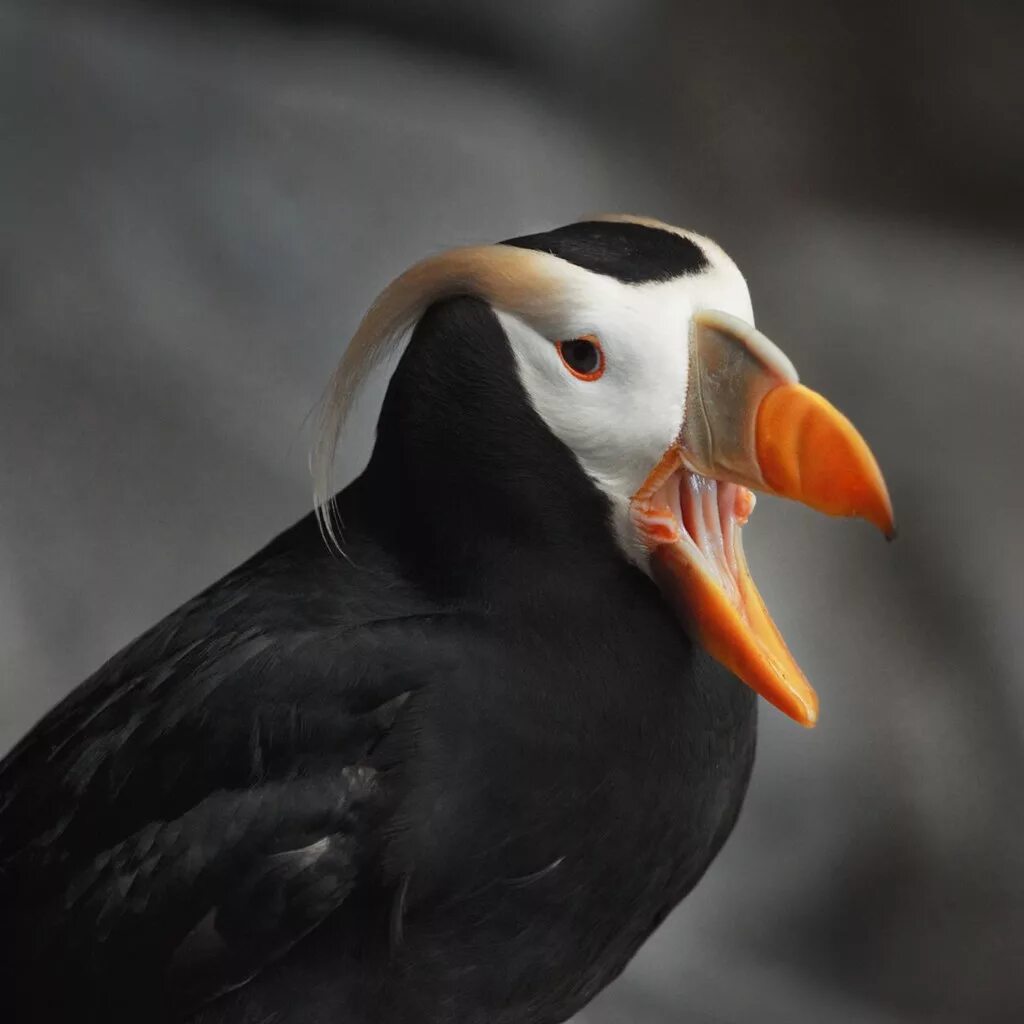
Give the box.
[556,335,605,381]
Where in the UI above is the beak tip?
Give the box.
[775,681,819,728]
[797,694,819,728]
[867,498,896,542]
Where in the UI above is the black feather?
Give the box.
[503,220,708,283]
[1,295,754,1024]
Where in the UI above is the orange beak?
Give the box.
[631,311,894,727]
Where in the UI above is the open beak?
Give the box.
[631,310,894,727]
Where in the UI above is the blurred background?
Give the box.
[2,0,1022,1020]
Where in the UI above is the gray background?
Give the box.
[2,1,1022,1021]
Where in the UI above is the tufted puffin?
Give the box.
[0,216,893,1023]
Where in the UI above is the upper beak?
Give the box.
[631,310,894,726]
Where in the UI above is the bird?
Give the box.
[0,215,893,1024]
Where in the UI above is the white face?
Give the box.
[497,233,755,559]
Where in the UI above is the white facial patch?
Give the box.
[497,286,686,500]
[497,240,756,563]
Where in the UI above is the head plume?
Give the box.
[313,243,574,546]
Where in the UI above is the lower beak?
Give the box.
[631,311,894,727]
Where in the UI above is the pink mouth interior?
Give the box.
[652,469,756,607]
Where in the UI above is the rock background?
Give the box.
[2,1,1022,1020]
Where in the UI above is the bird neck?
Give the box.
[343,296,627,599]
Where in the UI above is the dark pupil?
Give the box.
[563,338,599,374]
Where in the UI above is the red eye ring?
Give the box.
[556,334,605,382]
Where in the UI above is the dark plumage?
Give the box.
[1,295,755,1024]
[504,219,709,283]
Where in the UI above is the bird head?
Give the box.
[316,215,894,728]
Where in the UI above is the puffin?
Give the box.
[0,215,893,1024]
